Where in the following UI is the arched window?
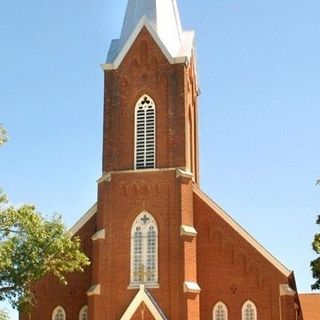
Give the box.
[242,301,257,320]
[130,211,158,285]
[135,95,156,170]
[52,306,66,320]
[213,301,228,320]
[79,305,88,320]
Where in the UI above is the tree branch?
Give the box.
[0,228,22,236]
[0,286,16,294]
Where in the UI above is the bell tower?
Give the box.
[90,0,201,318]
[101,0,199,182]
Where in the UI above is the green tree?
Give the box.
[311,180,320,289]
[0,309,9,320]
[0,127,90,312]
[0,125,7,146]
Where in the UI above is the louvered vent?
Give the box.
[135,95,156,169]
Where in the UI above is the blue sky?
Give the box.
[1,0,319,318]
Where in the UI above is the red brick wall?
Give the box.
[102,27,198,176]
[193,190,296,320]
[91,170,198,319]
[22,24,301,320]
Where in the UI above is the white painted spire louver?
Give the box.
[135,95,156,170]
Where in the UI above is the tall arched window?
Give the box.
[135,95,156,170]
[130,211,158,285]
[213,301,228,320]
[79,305,88,320]
[242,301,257,320]
[52,306,66,320]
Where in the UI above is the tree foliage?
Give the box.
[0,191,90,311]
[311,180,320,290]
[311,233,320,289]
[0,126,90,311]
[0,125,7,146]
[0,309,9,320]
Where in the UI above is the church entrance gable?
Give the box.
[120,285,167,320]
[131,303,155,320]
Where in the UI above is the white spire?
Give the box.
[105,0,195,69]
[120,0,182,56]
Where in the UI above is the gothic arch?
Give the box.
[213,301,228,320]
[130,211,158,286]
[79,305,88,320]
[52,306,66,320]
[241,300,257,320]
[134,94,156,170]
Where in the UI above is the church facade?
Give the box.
[21,1,303,319]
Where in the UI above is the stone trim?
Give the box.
[176,168,193,179]
[91,229,106,241]
[69,203,97,235]
[180,225,197,237]
[87,284,101,296]
[120,285,167,320]
[127,283,160,290]
[97,172,111,183]
[97,167,180,185]
[279,284,296,296]
[183,281,201,293]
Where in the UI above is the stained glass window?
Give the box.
[213,302,228,320]
[52,307,66,320]
[79,305,88,320]
[242,301,257,320]
[131,211,158,285]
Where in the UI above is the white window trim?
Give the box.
[241,300,257,320]
[134,94,156,170]
[130,210,158,286]
[79,305,88,320]
[213,301,228,320]
[52,306,66,320]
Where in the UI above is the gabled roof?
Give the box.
[69,202,97,235]
[193,185,291,277]
[120,0,182,56]
[104,0,195,70]
[120,285,167,320]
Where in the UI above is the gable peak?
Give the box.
[105,0,195,68]
[120,0,182,56]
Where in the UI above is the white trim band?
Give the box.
[180,225,197,237]
[183,281,201,293]
[176,168,193,179]
[91,229,106,241]
[279,284,296,296]
[87,284,101,296]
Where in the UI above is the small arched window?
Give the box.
[134,95,156,170]
[213,302,228,320]
[79,305,88,320]
[52,306,66,320]
[130,211,158,285]
[242,301,257,320]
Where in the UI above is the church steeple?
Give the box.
[105,0,195,69]
[120,0,182,56]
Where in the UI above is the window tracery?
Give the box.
[213,301,228,320]
[242,301,257,320]
[135,95,156,169]
[131,211,158,285]
[52,306,66,320]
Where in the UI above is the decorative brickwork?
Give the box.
[20,2,303,319]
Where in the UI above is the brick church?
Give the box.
[21,0,303,319]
